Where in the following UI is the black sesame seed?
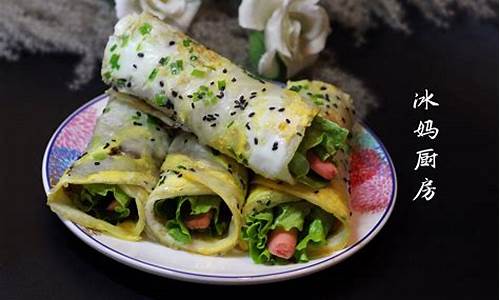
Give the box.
[136,111,142,116]
[245,122,251,130]
[333,103,338,108]
[320,86,327,91]
[254,137,258,145]
[314,190,319,194]
[177,173,183,178]
[191,102,195,109]
[269,107,275,110]
[171,90,178,97]
[133,64,137,69]
[150,138,155,142]
[296,132,302,137]
[278,108,285,112]
[159,81,164,87]
[272,142,278,151]
[184,139,188,143]
[249,95,256,99]
[248,112,255,118]
[103,142,110,149]
[94,162,100,166]
[178,95,183,100]
[169,41,175,46]
[342,117,346,123]
[231,77,237,82]
[211,123,217,127]
[261,88,266,92]
[285,118,291,124]
[189,168,196,172]
[187,94,193,98]
[137,52,144,58]
[126,82,131,88]
[222,68,227,73]
[133,121,143,126]
[230,111,236,116]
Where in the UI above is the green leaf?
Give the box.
[272,202,311,231]
[72,184,134,224]
[289,116,349,188]
[295,207,334,262]
[248,31,266,73]
[241,210,274,264]
[154,195,225,244]
[189,195,221,215]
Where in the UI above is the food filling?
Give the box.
[153,195,231,244]
[241,201,337,264]
[289,116,349,188]
[66,184,138,225]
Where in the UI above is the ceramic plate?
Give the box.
[42,94,397,285]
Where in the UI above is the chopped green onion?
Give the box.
[217,80,226,90]
[110,54,120,70]
[159,56,170,66]
[190,55,198,61]
[139,23,152,35]
[169,60,184,75]
[148,68,159,81]
[120,35,129,47]
[153,93,167,106]
[191,69,206,78]
[110,44,117,52]
[183,39,192,47]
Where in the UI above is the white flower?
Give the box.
[115,0,201,31]
[239,0,331,79]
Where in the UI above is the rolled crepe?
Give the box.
[101,13,352,186]
[241,80,355,264]
[241,178,350,264]
[145,132,247,255]
[47,91,172,240]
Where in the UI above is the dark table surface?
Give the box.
[1,16,498,299]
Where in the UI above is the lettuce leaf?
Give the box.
[289,116,349,188]
[72,184,133,224]
[272,202,311,231]
[154,195,226,244]
[241,210,274,264]
[242,202,313,264]
[295,207,335,262]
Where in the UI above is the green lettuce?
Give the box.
[242,202,312,264]
[242,202,337,264]
[295,207,335,262]
[73,184,134,225]
[153,195,227,244]
[289,116,349,188]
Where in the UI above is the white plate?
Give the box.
[42,94,397,285]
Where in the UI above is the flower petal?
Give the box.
[258,50,281,79]
[238,0,283,31]
[115,0,142,18]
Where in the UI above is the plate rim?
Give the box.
[42,94,398,285]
